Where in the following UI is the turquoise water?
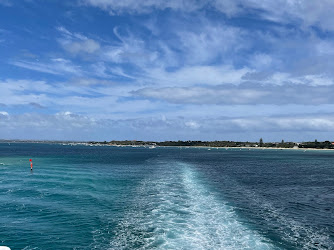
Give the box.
[0,143,333,249]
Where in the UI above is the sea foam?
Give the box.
[109,161,275,249]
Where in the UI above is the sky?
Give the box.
[1,0,334,142]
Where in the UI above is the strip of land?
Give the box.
[1,139,333,150]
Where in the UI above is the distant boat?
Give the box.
[149,145,156,149]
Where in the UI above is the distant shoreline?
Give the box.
[1,140,334,150]
[153,146,334,151]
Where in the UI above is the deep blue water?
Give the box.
[0,143,333,249]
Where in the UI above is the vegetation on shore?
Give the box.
[89,139,334,149]
[2,139,334,149]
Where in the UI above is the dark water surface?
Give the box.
[0,143,333,249]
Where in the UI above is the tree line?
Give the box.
[88,139,334,149]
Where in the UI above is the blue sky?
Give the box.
[1,0,334,142]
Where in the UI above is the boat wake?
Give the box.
[106,161,274,249]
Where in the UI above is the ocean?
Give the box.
[0,143,333,249]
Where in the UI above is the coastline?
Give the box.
[2,140,334,151]
[81,144,334,151]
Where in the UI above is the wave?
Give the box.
[228,182,333,249]
[202,172,334,250]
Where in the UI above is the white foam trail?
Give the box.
[0,246,11,250]
[108,162,275,249]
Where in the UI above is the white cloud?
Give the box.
[0,112,101,140]
[0,78,159,120]
[101,27,158,66]
[134,86,268,105]
[2,107,334,141]
[69,77,116,86]
[183,114,334,134]
[302,75,334,86]
[185,120,200,129]
[57,26,158,68]
[244,72,334,86]
[242,116,334,132]
[93,22,246,72]
[246,0,334,31]
[146,65,250,87]
[222,0,334,31]
[82,0,204,15]
[11,61,59,75]
[250,54,273,70]
[176,24,245,65]
[11,58,83,76]
[134,82,334,105]
[62,39,100,54]
[49,14,334,91]
[57,26,100,55]
[82,0,334,31]
[57,26,87,41]
[316,41,334,55]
